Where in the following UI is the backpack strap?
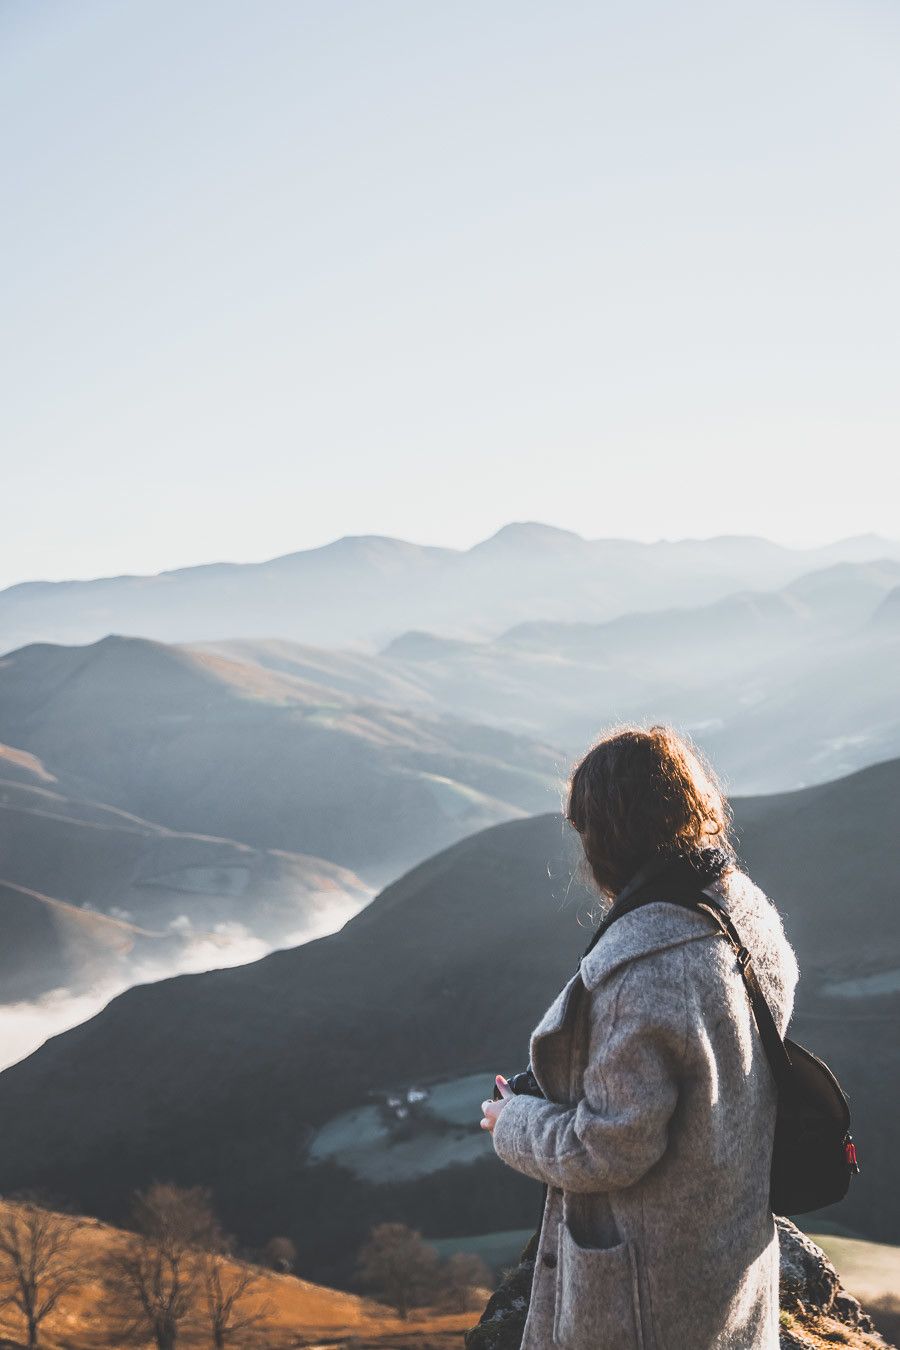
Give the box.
[667,890,795,1091]
[581,882,795,1092]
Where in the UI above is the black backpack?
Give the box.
[500,855,860,1216]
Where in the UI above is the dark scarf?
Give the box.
[579,844,732,966]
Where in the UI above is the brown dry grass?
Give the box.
[780,1309,893,1349]
[0,1204,472,1350]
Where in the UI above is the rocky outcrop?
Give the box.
[465,1218,893,1349]
[775,1218,891,1348]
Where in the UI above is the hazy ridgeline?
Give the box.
[0,526,897,1327]
[2,524,898,653]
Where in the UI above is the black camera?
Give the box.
[492,1066,546,1101]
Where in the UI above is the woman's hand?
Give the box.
[480,1075,513,1132]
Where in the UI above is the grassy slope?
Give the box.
[0,1202,472,1350]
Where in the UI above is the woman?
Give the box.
[479,725,799,1350]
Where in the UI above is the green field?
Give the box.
[808,1231,900,1308]
[308,1072,492,1182]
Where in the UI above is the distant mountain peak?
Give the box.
[268,534,454,567]
[469,522,586,554]
[309,533,422,555]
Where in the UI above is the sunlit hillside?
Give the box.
[0,1201,474,1350]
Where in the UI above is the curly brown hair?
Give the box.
[565,724,735,897]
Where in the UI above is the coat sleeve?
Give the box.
[491,944,688,1193]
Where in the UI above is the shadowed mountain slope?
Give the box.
[0,759,895,1280]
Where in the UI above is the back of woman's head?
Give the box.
[565,724,734,897]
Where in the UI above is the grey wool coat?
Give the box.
[491,867,800,1350]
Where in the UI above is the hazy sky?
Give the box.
[2,0,899,588]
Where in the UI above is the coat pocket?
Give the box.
[553,1222,645,1349]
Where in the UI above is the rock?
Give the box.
[776,1216,885,1342]
[777,1216,841,1314]
[464,1232,537,1350]
[465,1219,893,1349]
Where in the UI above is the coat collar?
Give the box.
[578,889,720,991]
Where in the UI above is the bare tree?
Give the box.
[262,1235,297,1274]
[104,1183,221,1350]
[437,1251,494,1312]
[130,1184,222,1250]
[201,1250,272,1348]
[0,1195,85,1349]
[355,1222,441,1320]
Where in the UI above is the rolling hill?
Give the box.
[0,759,895,1285]
[0,634,562,884]
[0,745,371,1066]
[0,766,369,940]
[0,878,184,1005]
[221,559,900,792]
[2,525,897,653]
[0,1200,477,1350]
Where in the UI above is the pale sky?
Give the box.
[2,0,899,589]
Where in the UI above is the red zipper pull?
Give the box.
[844,1134,860,1173]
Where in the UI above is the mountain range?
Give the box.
[0,524,897,1280]
[2,525,898,653]
[0,634,561,887]
[207,558,900,793]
